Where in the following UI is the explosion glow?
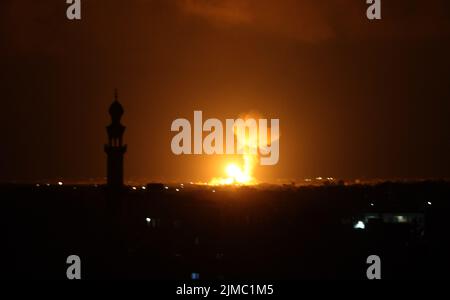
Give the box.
[209,157,256,186]
[209,114,260,186]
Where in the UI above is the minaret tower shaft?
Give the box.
[105,89,127,188]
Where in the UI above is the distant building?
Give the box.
[146,183,166,191]
[104,90,127,188]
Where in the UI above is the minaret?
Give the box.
[105,89,127,188]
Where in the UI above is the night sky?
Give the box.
[1,0,449,183]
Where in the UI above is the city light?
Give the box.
[354,221,366,230]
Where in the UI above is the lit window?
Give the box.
[395,216,407,223]
[191,273,200,280]
[354,221,365,230]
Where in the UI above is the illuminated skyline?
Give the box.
[1,0,450,183]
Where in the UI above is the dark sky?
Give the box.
[1,0,450,183]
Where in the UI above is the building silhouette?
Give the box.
[105,90,127,188]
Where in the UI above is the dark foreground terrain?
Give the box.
[2,181,450,280]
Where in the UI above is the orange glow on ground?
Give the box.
[209,162,254,186]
